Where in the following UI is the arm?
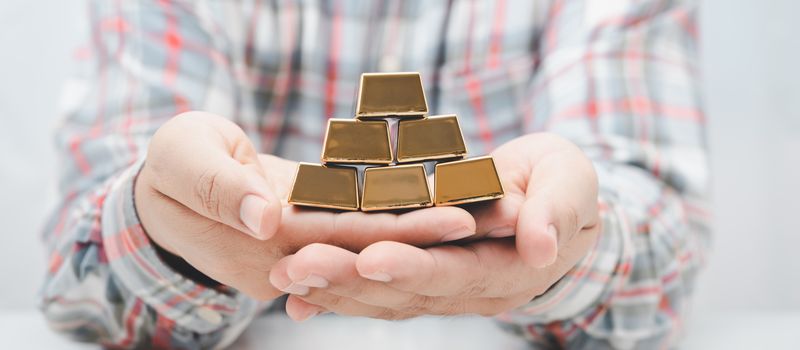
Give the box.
[40,1,257,348]
[498,0,710,347]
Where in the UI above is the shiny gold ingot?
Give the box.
[361,164,433,211]
[321,119,393,164]
[396,114,467,163]
[356,72,428,119]
[434,156,504,206]
[288,163,359,211]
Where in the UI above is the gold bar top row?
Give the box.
[356,72,429,119]
[288,157,504,211]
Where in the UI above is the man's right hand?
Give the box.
[134,111,477,300]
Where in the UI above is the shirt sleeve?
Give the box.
[40,1,265,348]
[496,0,711,348]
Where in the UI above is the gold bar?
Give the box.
[434,156,504,206]
[361,164,433,211]
[321,119,393,164]
[288,163,359,211]
[396,114,467,163]
[355,72,428,119]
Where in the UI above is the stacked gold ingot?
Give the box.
[288,72,504,211]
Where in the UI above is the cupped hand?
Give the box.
[135,111,476,300]
[268,133,601,320]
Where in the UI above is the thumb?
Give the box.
[145,111,282,240]
[515,193,561,268]
[515,148,598,268]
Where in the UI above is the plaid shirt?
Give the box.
[41,0,710,348]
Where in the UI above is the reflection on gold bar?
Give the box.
[322,119,393,164]
[288,163,359,211]
[434,156,504,206]
[396,114,467,163]
[356,72,428,119]
[361,164,433,211]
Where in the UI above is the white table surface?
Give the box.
[0,310,797,349]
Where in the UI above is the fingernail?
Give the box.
[487,226,515,238]
[441,227,473,242]
[295,274,329,288]
[362,271,392,282]
[281,283,309,296]
[297,309,323,322]
[240,195,268,239]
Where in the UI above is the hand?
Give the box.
[268,133,601,320]
[135,111,477,300]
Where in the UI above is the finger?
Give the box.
[291,293,414,320]
[269,254,411,320]
[145,111,282,240]
[516,148,599,267]
[284,291,327,322]
[279,244,517,317]
[296,288,514,319]
[464,192,524,238]
[137,185,281,300]
[278,205,477,252]
[277,243,416,309]
[461,139,537,239]
[356,239,537,298]
[514,196,559,268]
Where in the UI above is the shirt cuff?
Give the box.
[496,197,634,324]
[101,158,258,334]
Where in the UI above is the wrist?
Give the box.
[133,161,224,289]
[151,241,224,289]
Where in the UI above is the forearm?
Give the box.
[41,159,263,349]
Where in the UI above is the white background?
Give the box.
[0,0,798,320]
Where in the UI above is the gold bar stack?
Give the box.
[288,72,504,211]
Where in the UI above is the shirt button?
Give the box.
[197,306,222,325]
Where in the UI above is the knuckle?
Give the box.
[322,295,344,308]
[462,281,489,297]
[562,203,581,238]
[496,279,519,297]
[405,294,436,313]
[425,299,467,316]
[195,167,224,218]
[443,300,469,316]
[458,248,489,297]
[375,308,407,321]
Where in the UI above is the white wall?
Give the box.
[0,2,82,310]
[695,0,800,313]
[0,0,798,313]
